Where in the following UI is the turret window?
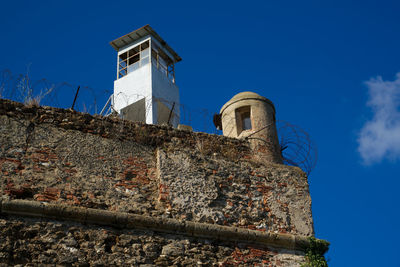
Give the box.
[242,112,252,130]
[236,106,252,134]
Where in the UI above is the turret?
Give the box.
[218,91,282,163]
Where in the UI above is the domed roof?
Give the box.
[230,91,267,101]
[220,91,275,114]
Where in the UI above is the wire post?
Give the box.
[167,102,175,125]
[71,86,80,110]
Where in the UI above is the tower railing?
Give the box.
[99,94,114,116]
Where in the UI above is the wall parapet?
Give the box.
[0,99,250,160]
[0,199,328,252]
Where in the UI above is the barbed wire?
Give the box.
[0,69,220,134]
[0,69,317,175]
[277,121,318,176]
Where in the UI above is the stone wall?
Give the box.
[0,215,305,266]
[0,99,318,265]
[157,150,313,235]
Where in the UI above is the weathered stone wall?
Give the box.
[158,150,313,235]
[0,113,159,215]
[0,215,305,266]
[0,99,313,236]
[0,99,248,217]
[0,99,317,265]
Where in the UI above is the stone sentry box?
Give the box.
[219,91,283,163]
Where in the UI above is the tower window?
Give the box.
[118,40,150,79]
[151,43,175,83]
[236,106,252,134]
[242,112,252,130]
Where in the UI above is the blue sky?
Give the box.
[1,1,400,266]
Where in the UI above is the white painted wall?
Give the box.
[113,62,153,124]
[113,36,180,126]
[151,64,180,126]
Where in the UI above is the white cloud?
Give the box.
[358,73,400,165]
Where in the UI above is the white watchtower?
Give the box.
[109,25,182,126]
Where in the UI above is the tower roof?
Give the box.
[220,91,276,114]
[110,25,182,63]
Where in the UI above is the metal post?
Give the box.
[71,86,80,110]
[167,102,176,125]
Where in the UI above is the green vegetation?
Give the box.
[301,237,330,267]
